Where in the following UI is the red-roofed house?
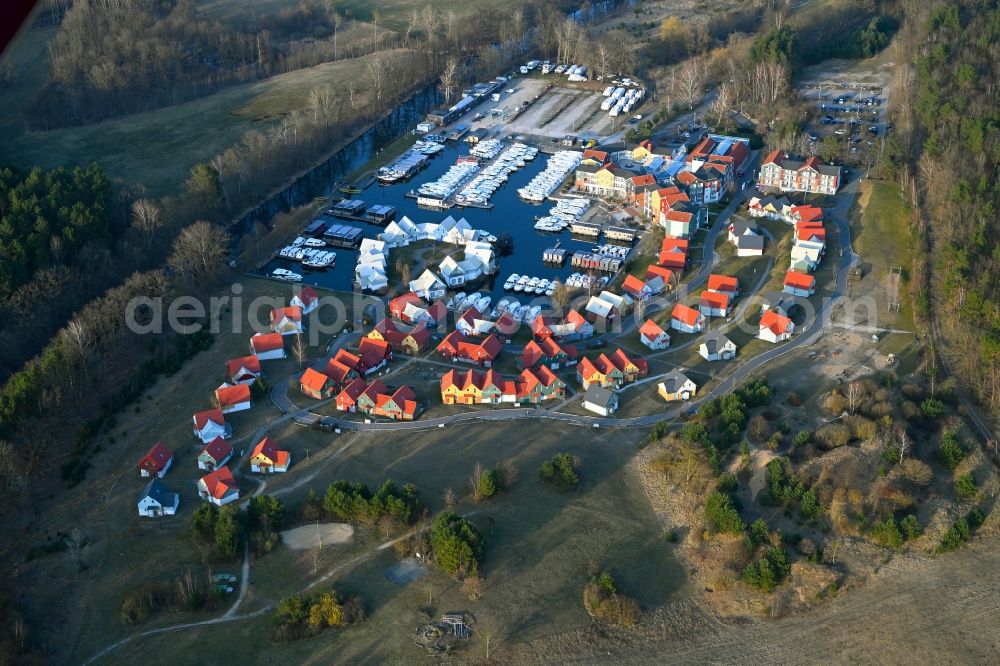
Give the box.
[215,383,252,414]
[198,467,239,506]
[783,270,817,297]
[192,409,230,444]
[658,237,689,269]
[707,274,740,296]
[226,355,262,385]
[198,437,233,471]
[367,384,421,421]
[250,436,290,473]
[290,286,320,314]
[441,369,506,404]
[627,174,657,203]
[138,442,174,478]
[436,332,502,367]
[335,377,368,412]
[622,274,652,301]
[367,319,430,355]
[785,204,824,224]
[357,337,393,374]
[516,366,566,403]
[699,290,732,318]
[759,309,795,343]
[250,332,286,360]
[271,306,304,335]
[759,151,841,195]
[645,264,675,285]
[300,366,336,399]
[671,303,705,334]
[519,337,578,370]
[322,355,360,389]
[389,292,426,323]
[639,319,671,350]
[577,350,648,389]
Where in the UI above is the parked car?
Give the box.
[834,129,847,135]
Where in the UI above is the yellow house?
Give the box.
[631,140,656,162]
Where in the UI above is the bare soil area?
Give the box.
[280,523,354,550]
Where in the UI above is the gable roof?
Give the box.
[660,369,694,394]
[640,318,666,339]
[226,355,261,378]
[357,337,391,368]
[138,442,173,473]
[199,466,237,500]
[141,479,178,506]
[192,408,225,430]
[672,303,702,326]
[622,274,648,297]
[700,290,731,311]
[707,274,738,293]
[271,306,303,323]
[251,436,289,467]
[200,437,232,463]
[760,309,793,335]
[583,384,616,407]
[215,383,251,407]
[784,270,816,290]
[300,367,332,392]
[251,332,284,353]
[293,286,319,306]
[701,330,734,354]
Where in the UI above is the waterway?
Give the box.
[262,140,626,303]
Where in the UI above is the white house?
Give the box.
[759,309,795,343]
[699,331,737,361]
[250,333,286,361]
[409,269,447,300]
[639,319,671,350]
[137,479,179,517]
[356,239,389,292]
[658,371,697,401]
[215,383,252,414]
[671,304,705,334]
[790,244,822,273]
[761,291,796,317]
[197,467,240,506]
[582,385,618,416]
[192,409,230,444]
[290,286,320,315]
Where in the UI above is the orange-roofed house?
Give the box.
[357,337,393,374]
[658,237,689,269]
[581,148,609,165]
[785,204,824,224]
[440,369,506,405]
[198,437,233,471]
[671,303,705,334]
[436,332,502,367]
[389,292,425,322]
[271,306,304,336]
[759,309,794,343]
[699,290,732,318]
[250,332,286,360]
[783,270,816,297]
[138,442,174,478]
[366,384,421,420]
[192,409,230,444]
[645,264,675,286]
[300,367,336,399]
[639,319,671,350]
[226,355,262,385]
[367,319,430,355]
[250,436,291,473]
[322,357,360,390]
[519,337,578,370]
[335,377,369,412]
[215,383,252,414]
[662,208,698,238]
[627,174,657,203]
[290,286,320,315]
[707,274,740,296]
[516,366,566,403]
[577,350,647,390]
[622,274,652,301]
[197,466,239,506]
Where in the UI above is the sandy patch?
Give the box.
[281,523,354,550]
[748,449,779,501]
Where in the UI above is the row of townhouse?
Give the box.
[758,151,842,195]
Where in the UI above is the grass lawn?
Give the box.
[97,419,688,664]
[852,180,916,331]
[0,43,405,196]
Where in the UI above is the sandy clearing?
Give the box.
[280,523,354,550]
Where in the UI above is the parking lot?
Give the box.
[797,57,895,165]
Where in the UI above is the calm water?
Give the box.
[262,142,618,303]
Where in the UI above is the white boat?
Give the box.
[476,295,491,313]
[545,282,557,297]
[303,238,326,248]
[514,276,529,292]
[448,292,467,310]
[513,305,529,321]
[526,277,539,290]
[535,279,549,295]
[503,274,518,290]
[492,299,509,319]
[526,305,542,322]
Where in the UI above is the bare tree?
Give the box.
[292,333,307,369]
[677,58,705,110]
[406,9,419,43]
[168,221,229,283]
[65,528,87,571]
[440,56,460,104]
[367,57,384,105]
[710,82,733,129]
[131,198,162,255]
[331,7,343,60]
[894,428,912,465]
[443,487,456,508]
[63,318,93,379]
[847,381,862,414]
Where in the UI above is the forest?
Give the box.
[893,1,1000,411]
